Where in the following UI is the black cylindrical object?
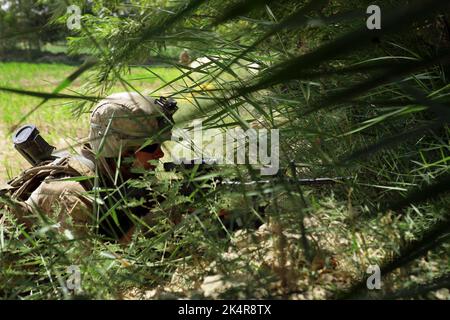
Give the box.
[13,125,56,166]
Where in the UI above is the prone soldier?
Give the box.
[0,91,178,242]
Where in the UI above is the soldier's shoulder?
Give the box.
[3,149,96,200]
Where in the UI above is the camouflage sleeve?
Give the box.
[12,179,93,236]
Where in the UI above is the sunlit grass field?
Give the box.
[0,62,182,178]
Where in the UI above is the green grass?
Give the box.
[41,43,69,54]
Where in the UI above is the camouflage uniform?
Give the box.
[0,147,95,236]
[0,92,172,239]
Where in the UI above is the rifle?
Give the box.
[163,159,352,188]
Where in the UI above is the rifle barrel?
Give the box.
[221,176,352,186]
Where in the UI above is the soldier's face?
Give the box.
[132,144,164,170]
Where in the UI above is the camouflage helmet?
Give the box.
[89,92,176,158]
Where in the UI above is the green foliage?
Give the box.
[0,0,66,51]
